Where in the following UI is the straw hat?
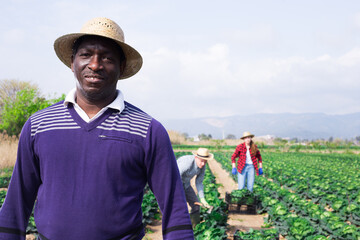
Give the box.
[54,17,143,80]
[241,131,255,139]
[192,148,214,160]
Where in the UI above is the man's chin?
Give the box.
[82,89,105,101]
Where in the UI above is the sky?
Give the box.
[1,0,360,122]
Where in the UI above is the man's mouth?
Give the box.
[84,74,104,83]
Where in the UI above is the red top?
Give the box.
[231,142,262,175]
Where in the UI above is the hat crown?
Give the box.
[80,17,125,43]
[241,131,254,139]
[196,148,210,157]
[192,148,213,160]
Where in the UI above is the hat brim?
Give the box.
[241,134,254,139]
[192,150,214,160]
[54,33,143,80]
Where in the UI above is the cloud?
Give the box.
[121,44,360,120]
[1,29,25,44]
[1,0,359,122]
[353,12,360,29]
[227,24,277,47]
[338,47,360,67]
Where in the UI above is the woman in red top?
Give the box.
[231,131,263,191]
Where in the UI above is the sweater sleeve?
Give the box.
[144,119,194,240]
[0,120,41,240]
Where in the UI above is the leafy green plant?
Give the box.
[0,190,7,207]
[0,174,11,188]
[194,167,227,239]
[285,217,315,240]
[26,214,37,234]
[141,186,160,226]
[233,228,279,240]
[0,89,65,136]
[228,189,256,205]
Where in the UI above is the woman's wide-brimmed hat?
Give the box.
[54,17,143,80]
[241,131,255,139]
[192,148,214,160]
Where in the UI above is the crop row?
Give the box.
[214,152,360,240]
[263,152,360,225]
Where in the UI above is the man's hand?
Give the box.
[259,168,263,175]
[200,198,210,208]
[232,167,237,175]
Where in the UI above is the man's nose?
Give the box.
[88,56,102,70]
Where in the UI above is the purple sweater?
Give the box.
[0,101,193,240]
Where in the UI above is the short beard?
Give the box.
[75,80,117,104]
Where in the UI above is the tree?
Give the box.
[198,133,212,141]
[274,137,288,146]
[0,88,65,136]
[182,132,189,139]
[225,134,236,140]
[0,79,38,113]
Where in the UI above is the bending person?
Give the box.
[177,148,213,227]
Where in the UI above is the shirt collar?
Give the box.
[64,88,125,113]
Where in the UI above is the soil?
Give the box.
[26,235,36,240]
[144,219,163,240]
[207,158,265,238]
[144,157,266,240]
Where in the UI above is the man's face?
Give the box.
[71,36,122,103]
[195,157,207,169]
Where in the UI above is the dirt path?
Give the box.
[207,158,265,238]
[144,158,266,240]
[144,219,162,240]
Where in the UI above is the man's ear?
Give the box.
[71,55,74,72]
[119,59,126,78]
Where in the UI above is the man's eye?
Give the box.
[103,56,115,62]
[79,53,90,57]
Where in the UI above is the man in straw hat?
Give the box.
[231,131,263,192]
[0,17,194,240]
[177,148,213,227]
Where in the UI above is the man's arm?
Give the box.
[144,119,194,240]
[0,120,41,240]
[195,167,205,199]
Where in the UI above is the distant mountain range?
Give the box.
[161,112,360,140]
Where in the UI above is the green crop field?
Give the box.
[1,149,360,239]
[214,151,360,239]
